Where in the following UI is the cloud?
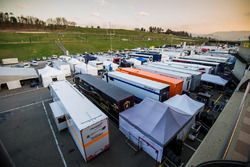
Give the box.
[138,11,149,16]
[91,12,100,17]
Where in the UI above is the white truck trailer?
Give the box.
[103,71,170,102]
[49,81,109,162]
[156,61,213,74]
[147,63,202,91]
[136,65,192,91]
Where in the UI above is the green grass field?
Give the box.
[0,28,205,61]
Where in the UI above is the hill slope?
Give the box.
[204,31,250,41]
[0,28,202,61]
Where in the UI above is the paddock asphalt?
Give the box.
[0,84,227,167]
[0,87,155,167]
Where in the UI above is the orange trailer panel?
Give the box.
[117,68,183,97]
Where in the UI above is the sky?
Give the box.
[0,0,250,34]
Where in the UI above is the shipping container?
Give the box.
[104,71,170,102]
[49,81,109,162]
[74,74,134,122]
[116,68,183,97]
[136,65,192,91]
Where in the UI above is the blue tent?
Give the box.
[119,98,191,162]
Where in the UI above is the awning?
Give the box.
[201,73,228,86]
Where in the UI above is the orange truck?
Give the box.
[117,68,183,97]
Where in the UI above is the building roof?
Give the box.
[0,67,38,83]
[38,66,64,77]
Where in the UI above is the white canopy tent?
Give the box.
[164,94,204,139]
[67,58,81,72]
[103,61,119,71]
[201,73,228,86]
[75,63,98,76]
[38,66,65,87]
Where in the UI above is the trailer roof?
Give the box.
[76,74,134,101]
[108,71,170,90]
[0,67,38,83]
[147,64,202,75]
[173,58,220,66]
[52,60,69,66]
[117,68,183,84]
[137,65,191,78]
[156,62,212,70]
[50,81,107,130]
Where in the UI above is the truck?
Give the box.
[116,68,183,97]
[74,74,134,123]
[103,71,170,102]
[147,63,202,91]
[136,65,192,91]
[49,80,109,162]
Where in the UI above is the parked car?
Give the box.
[52,55,58,59]
[23,63,30,68]
[15,64,24,68]
[42,56,47,60]
[46,60,52,66]
[31,60,39,66]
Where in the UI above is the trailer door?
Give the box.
[81,119,109,161]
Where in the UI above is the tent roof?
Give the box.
[120,98,191,146]
[68,58,81,64]
[38,66,64,77]
[201,73,228,86]
[0,67,38,83]
[164,94,204,115]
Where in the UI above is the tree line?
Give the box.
[0,12,76,30]
[135,26,192,37]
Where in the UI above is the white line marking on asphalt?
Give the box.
[0,98,51,114]
[183,143,196,152]
[0,87,45,98]
[195,137,202,143]
[42,101,67,167]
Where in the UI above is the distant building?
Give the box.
[1,58,18,65]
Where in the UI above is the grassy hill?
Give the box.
[0,27,204,61]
